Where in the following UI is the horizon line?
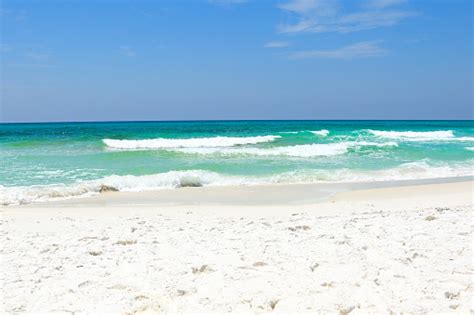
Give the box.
[1,118,473,124]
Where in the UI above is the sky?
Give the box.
[0,0,473,122]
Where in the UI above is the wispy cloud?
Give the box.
[0,44,12,53]
[288,41,387,59]
[366,0,407,9]
[0,8,27,21]
[208,0,248,5]
[279,0,339,16]
[25,52,50,61]
[5,63,57,68]
[119,46,136,57]
[278,0,415,34]
[264,41,290,48]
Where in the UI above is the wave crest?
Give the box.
[368,130,455,141]
[103,135,281,149]
[368,129,474,142]
[171,141,398,157]
[311,129,330,136]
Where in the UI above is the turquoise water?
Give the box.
[1,120,473,205]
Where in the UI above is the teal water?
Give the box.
[1,120,473,205]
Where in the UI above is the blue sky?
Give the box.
[0,0,472,122]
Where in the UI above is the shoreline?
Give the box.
[3,180,472,219]
[4,175,473,209]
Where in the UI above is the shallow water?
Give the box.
[1,120,473,205]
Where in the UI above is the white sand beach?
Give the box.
[1,180,473,314]
[3,0,473,313]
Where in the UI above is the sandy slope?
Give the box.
[1,180,473,314]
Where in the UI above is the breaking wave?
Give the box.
[171,141,398,157]
[367,130,474,142]
[0,170,243,206]
[368,129,455,140]
[103,135,281,149]
[311,129,330,136]
[1,160,472,206]
[275,160,474,183]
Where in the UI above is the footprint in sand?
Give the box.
[192,264,214,274]
[115,240,137,245]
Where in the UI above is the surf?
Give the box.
[102,135,281,149]
[170,141,398,157]
[1,159,472,206]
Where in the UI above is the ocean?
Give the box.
[1,120,473,205]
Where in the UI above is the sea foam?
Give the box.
[0,170,246,206]
[311,129,330,136]
[368,130,474,142]
[368,130,455,141]
[2,159,472,206]
[367,130,474,142]
[103,135,281,149]
[171,141,398,158]
[277,160,474,183]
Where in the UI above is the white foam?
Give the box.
[1,159,472,206]
[270,160,474,183]
[368,129,455,139]
[354,141,399,147]
[456,137,474,142]
[364,160,474,181]
[367,129,460,141]
[466,147,474,151]
[103,135,281,149]
[172,141,398,158]
[0,170,249,206]
[175,143,349,157]
[311,129,330,136]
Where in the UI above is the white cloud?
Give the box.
[335,10,415,33]
[278,0,339,15]
[278,0,415,34]
[288,41,387,59]
[119,46,136,57]
[264,41,290,48]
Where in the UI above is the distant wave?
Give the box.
[368,130,455,141]
[367,130,474,142]
[103,135,281,149]
[170,141,398,158]
[311,129,330,136]
[2,160,472,206]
